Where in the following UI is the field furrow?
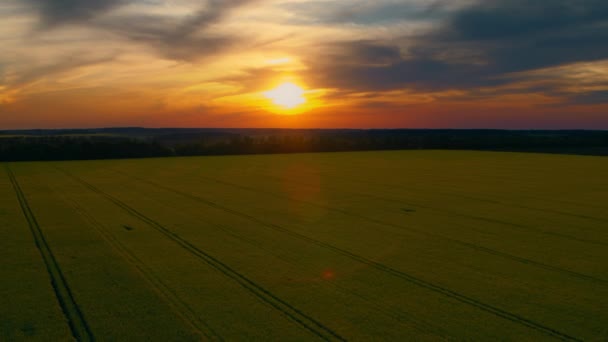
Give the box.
[5,164,93,342]
[115,168,607,286]
[4,151,607,340]
[104,170,581,341]
[58,194,221,340]
[57,166,345,341]
[9,163,202,341]
[56,164,586,340]
[0,165,72,341]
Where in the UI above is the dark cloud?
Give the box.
[312,46,500,91]
[170,0,254,39]
[281,1,448,26]
[22,0,258,61]
[434,0,608,73]
[441,0,608,41]
[310,0,608,98]
[27,0,127,27]
[567,90,608,105]
[331,41,402,65]
[95,0,258,61]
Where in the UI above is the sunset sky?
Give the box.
[1,0,607,129]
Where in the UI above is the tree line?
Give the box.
[1,129,607,162]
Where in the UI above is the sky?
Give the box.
[0,0,607,129]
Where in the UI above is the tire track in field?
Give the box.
[396,203,608,247]
[211,223,451,339]
[166,160,608,240]
[229,159,608,224]
[345,172,608,223]
[77,171,449,338]
[224,169,608,246]
[285,155,608,217]
[5,164,94,342]
[63,172,443,338]
[343,189,608,248]
[110,171,581,341]
[416,190,608,223]
[56,167,345,342]
[118,169,608,287]
[60,194,222,341]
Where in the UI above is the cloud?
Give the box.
[170,0,256,39]
[0,55,116,106]
[94,0,259,61]
[332,41,402,65]
[440,0,608,41]
[1,0,263,111]
[311,42,498,92]
[309,0,608,97]
[0,63,5,84]
[27,0,127,27]
[281,0,451,26]
[10,55,115,88]
[567,90,608,105]
[21,0,259,61]
[434,0,608,72]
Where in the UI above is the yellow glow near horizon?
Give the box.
[264,82,306,109]
[215,79,324,116]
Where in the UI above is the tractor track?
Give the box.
[236,169,608,245]
[209,159,608,224]
[118,169,608,287]
[81,169,449,338]
[59,192,222,341]
[359,190,608,247]
[6,164,94,342]
[210,223,451,338]
[147,162,608,242]
[109,170,582,341]
[184,155,608,216]
[269,156,608,216]
[56,167,345,342]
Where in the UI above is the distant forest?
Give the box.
[1,128,607,161]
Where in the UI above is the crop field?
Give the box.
[1,150,607,341]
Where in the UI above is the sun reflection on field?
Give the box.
[322,269,335,280]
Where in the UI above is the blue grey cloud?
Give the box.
[282,0,448,25]
[27,0,127,27]
[96,0,259,61]
[23,0,259,61]
[567,90,608,105]
[310,0,608,98]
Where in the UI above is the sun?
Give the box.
[263,82,306,109]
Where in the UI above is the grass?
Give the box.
[1,150,607,340]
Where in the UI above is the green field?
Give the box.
[1,151,607,341]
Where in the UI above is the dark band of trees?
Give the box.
[1,129,607,162]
